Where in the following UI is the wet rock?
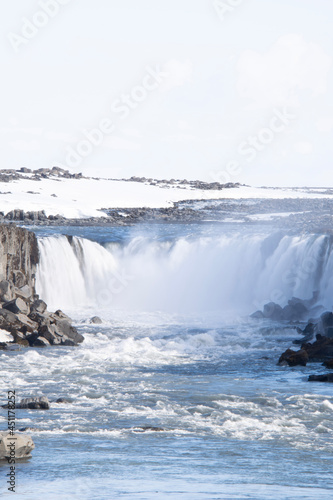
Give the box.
[90,316,102,324]
[53,319,84,344]
[318,312,333,338]
[308,374,333,382]
[263,302,283,320]
[61,338,77,346]
[293,322,315,345]
[278,348,309,366]
[133,426,165,432]
[252,294,319,323]
[17,396,50,409]
[0,431,35,460]
[32,337,50,347]
[37,325,61,345]
[323,359,333,369]
[12,331,29,346]
[18,427,40,432]
[55,398,72,404]
[282,302,308,321]
[250,310,264,319]
[0,342,21,351]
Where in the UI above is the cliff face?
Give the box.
[0,224,39,292]
[0,223,84,348]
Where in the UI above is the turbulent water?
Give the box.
[37,228,333,314]
[1,223,333,499]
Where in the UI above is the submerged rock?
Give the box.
[133,426,165,432]
[308,374,333,383]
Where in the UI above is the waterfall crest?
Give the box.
[36,233,333,314]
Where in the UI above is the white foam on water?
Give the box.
[0,329,13,342]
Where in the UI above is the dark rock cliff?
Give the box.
[0,223,39,292]
[0,223,84,348]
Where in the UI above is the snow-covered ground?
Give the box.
[0,175,332,219]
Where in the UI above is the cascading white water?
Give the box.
[36,232,333,315]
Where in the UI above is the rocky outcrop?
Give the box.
[0,224,84,348]
[278,326,333,383]
[251,292,321,323]
[0,431,34,460]
[0,224,38,290]
[273,302,333,384]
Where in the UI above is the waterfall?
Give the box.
[36,232,333,315]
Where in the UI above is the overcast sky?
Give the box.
[1,0,332,186]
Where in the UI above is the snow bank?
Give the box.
[0,177,332,219]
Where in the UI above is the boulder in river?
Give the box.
[17,396,50,410]
[90,316,103,324]
[278,348,309,367]
[302,334,333,361]
[293,322,315,345]
[251,293,321,323]
[323,359,333,369]
[308,374,333,383]
[0,431,35,460]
